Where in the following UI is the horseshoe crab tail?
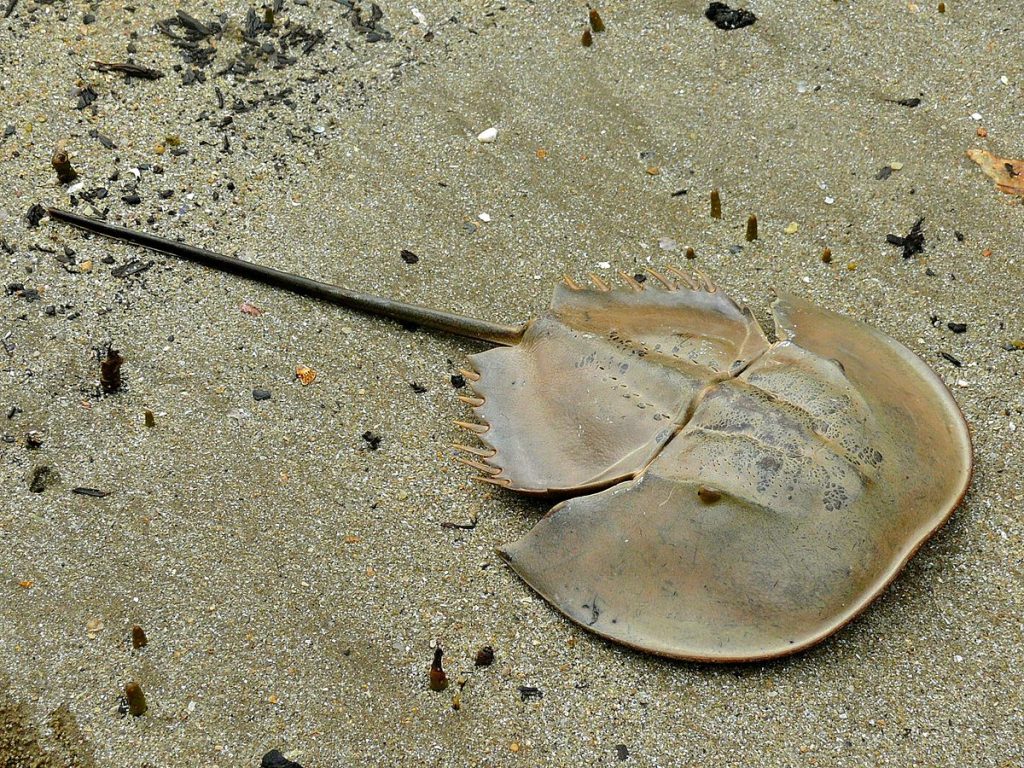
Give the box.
[45,208,527,347]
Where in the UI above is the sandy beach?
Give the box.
[1,0,1022,764]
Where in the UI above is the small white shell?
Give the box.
[477,127,498,143]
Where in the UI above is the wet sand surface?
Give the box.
[1,1,1022,765]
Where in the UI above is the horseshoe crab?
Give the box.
[45,208,972,661]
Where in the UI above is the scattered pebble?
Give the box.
[518,685,543,702]
[784,222,799,235]
[124,681,147,716]
[474,645,495,666]
[51,148,77,184]
[28,465,59,493]
[361,430,382,450]
[72,487,110,498]
[429,647,448,691]
[252,388,272,401]
[478,212,491,223]
[450,374,467,389]
[477,127,498,143]
[400,249,419,264]
[131,624,148,649]
[947,322,967,334]
[261,750,305,768]
[705,1,756,30]
[100,348,124,394]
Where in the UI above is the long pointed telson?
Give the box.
[45,208,527,347]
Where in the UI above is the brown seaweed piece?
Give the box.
[45,209,973,661]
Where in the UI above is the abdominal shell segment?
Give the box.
[469,280,971,661]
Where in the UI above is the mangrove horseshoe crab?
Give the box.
[45,208,973,662]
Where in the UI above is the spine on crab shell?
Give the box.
[45,207,527,347]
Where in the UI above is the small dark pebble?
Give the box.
[947,322,967,334]
[82,12,95,23]
[29,465,58,493]
[75,85,98,110]
[671,188,688,197]
[875,165,893,181]
[400,249,419,264]
[252,388,272,401]
[474,645,495,667]
[518,685,543,702]
[111,259,153,278]
[6,406,21,419]
[925,267,937,277]
[131,624,148,649]
[633,273,646,283]
[261,750,305,768]
[939,351,962,367]
[26,204,46,228]
[52,149,78,184]
[615,744,630,761]
[72,487,111,498]
[100,348,123,394]
[25,430,43,449]
[450,374,466,389]
[409,382,428,393]
[362,430,382,450]
[123,681,147,716]
[954,230,965,242]
[89,129,117,149]
[122,193,142,206]
[704,1,756,30]
[893,97,921,108]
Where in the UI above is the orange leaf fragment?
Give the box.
[967,148,1024,196]
[18,580,33,589]
[240,301,264,316]
[535,148,548,159]
[295,365,317,386]
[344,535,362,544]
